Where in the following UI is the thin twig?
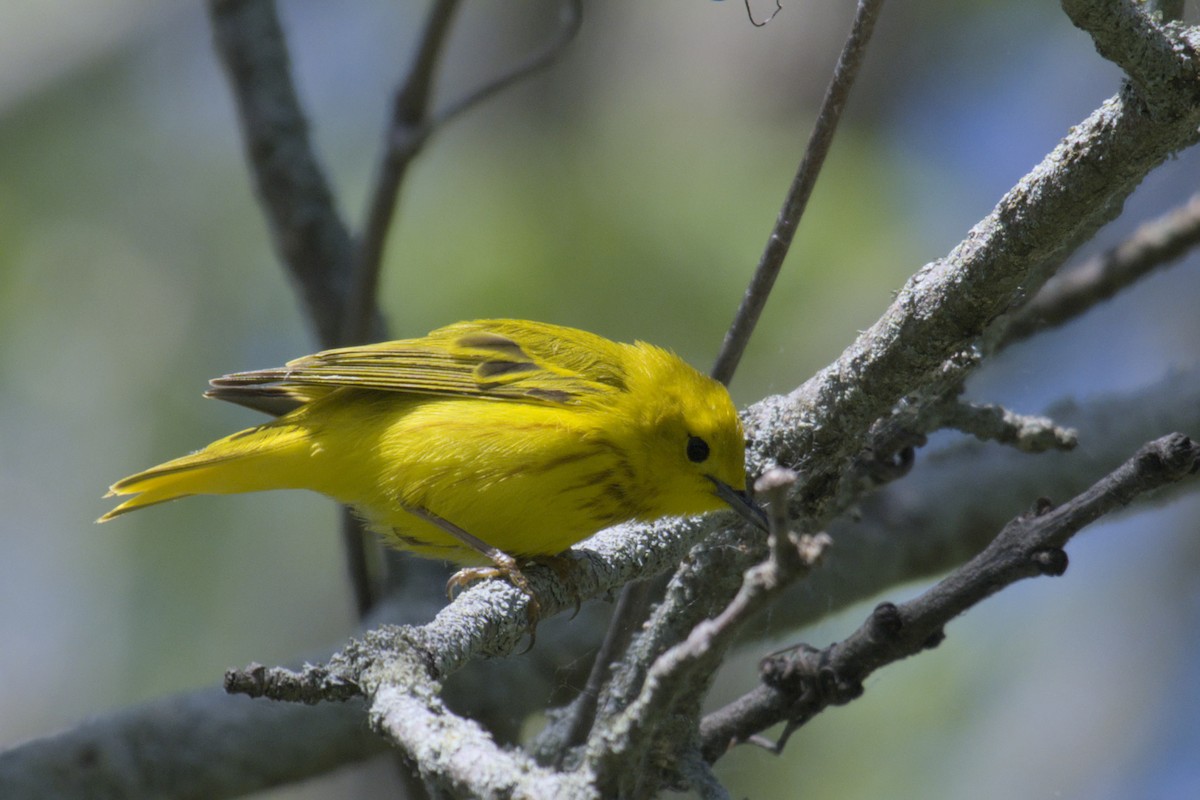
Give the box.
[342,0,461,346]
[743,0,783,28]
[699,433,1200,761]
[541,577,654,766]
[428,0,582,139]
[711,0,887,385]
[938,401,1078,453]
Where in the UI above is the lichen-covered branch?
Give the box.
[937,401,1078,453]
[1062,0,1200,118]
[10,4,1200,799]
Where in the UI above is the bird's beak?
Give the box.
[709,477,769,531]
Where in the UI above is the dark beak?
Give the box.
[709,477,769,531]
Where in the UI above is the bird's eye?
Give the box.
[686,435,710,463]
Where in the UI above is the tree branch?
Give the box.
[17,6,1200,798]
[0,688,385,799]
[937,401,1078,453]
[10,363,1200,799]
[700,433,1200,760]
[208,0,388,618]
[753,364,1200,640]
[587,26,1200,773]
[1062,0,1200,119]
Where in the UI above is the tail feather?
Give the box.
[98,422,310,522]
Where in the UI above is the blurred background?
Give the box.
[1,1,1198,797]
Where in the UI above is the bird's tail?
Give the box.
[97,421,312,522]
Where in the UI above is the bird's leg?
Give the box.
[404,506,541,626]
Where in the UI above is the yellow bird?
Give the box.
[100,320,764,597]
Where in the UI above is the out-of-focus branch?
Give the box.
[207,0,364,348]
[0,688,385,800]
[700,433,1200,759]
[342,0,461,346]
[937,401,1078,453]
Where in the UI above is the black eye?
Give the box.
[686,435,710,463]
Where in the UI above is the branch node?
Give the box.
[824,668,863,705]
[869,601,904,638]
[1139,432,1200,479]
[1032,496,1056,516]
[1031,547,1070,577]
[920,629,947,651]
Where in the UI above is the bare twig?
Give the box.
[990,193,1200,351]
[700,433,1200,761]
[743,0,783,28]
[342,0,461,346]
[428,0,582,139]
[938,401,1078,453]
[711,0,887,385]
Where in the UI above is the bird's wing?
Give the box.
[205,319,631,413]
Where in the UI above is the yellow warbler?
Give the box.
[99,320,764,594]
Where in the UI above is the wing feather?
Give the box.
[205,320,631,412]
